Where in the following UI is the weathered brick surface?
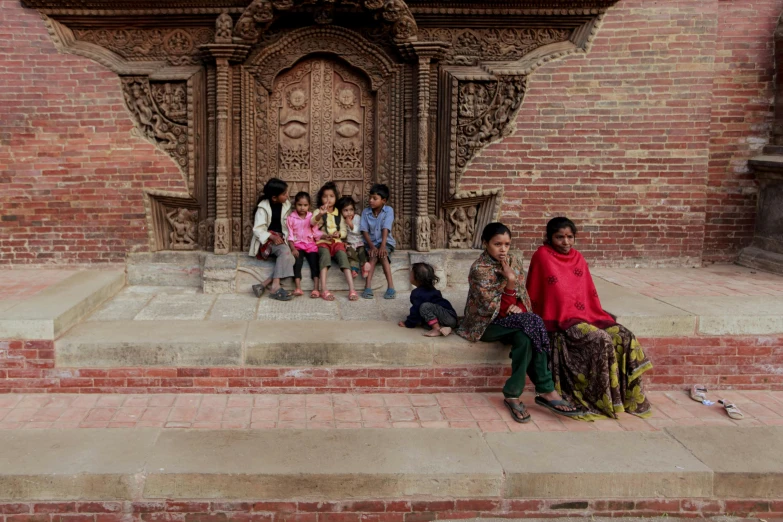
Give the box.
[461,0,781,265]
[1,336,781,392]
[1,0,781,265]
[0,499,778,520]
[0,0,186,266]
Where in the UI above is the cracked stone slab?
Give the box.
[209,294,259,321]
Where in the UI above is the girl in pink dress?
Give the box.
[286,192,323,298]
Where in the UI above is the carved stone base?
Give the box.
[415,216,431,252]
[213,217,231,254]
[737,246,783,275]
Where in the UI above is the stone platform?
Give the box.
[1,263,783,392]
[0,414,781,517]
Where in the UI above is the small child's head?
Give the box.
[337,196,357,219]
[368,183,389,210]
[293,192,311,216]
[317,181,339,209]
[260,177,288,204]
[410,262,439,290]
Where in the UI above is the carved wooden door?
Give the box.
[267,56,375,203]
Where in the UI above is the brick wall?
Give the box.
[0,0,186,265]
[462,0,781,266]
[1,0,781,265]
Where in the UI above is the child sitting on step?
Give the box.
[337,195,367,280]
[311,182,358,302]
[360,183,397,300]
[286,191,322,299]
[398,262,458,337]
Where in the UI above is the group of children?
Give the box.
[249,177,458,336]
[250,178,397,302]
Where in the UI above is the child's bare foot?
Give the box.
[439,327,452,337]
[423,328,441,337]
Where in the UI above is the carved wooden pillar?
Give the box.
[203,15,249,255]
[401,42,449,252]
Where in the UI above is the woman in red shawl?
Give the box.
[526,217,653,419]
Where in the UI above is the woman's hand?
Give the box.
[271,235,284,246]
[500,257,516,283]
[507,304,523,315]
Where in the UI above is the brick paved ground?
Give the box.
[593,265,783,298]
[1,390,781,432]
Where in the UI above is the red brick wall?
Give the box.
[462,0,781,266]
[704,0,782,262]
[1,0,780,265]
[0,0,186,266]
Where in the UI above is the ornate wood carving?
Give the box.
[234,0,418,44]
[28,0,617,253]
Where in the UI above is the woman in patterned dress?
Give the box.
[526,217,653,419]
[456,222,580,423]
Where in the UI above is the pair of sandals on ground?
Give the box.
[503,395,582,423]
[690,384,744,420]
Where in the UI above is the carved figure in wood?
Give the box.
[166,208,198,249]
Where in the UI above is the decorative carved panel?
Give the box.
[260,56,375,203]
[74,28,214,66]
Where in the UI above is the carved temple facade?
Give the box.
[23,0,619,254]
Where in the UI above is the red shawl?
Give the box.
[525,245,615,332]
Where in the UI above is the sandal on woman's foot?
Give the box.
[535,395,581,418]
[361,288,374,299]
[292,289,304,297]
[384,288,396,300]
[690,384,708,403]
[268,288,292,301]
[321,291,336,302]
[252,284,266,298]
[348,291,359,301]
[718,399,744,420]
[503,398,531,424]
[310,290,321,299]
[362,262,371,279]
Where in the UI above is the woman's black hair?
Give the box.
[545,217,577,245]
[258,177,288,204]
[410,262,439,290]
[481,222,512,243]
[317,181,339,207]
[293,191,311,205]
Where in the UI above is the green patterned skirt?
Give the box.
[549,323,653,420]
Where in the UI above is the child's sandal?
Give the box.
[689,384,708,403]
[718,399,744,420]
[292,289,304,297]
[321,291,336,302]
[361,288,374,299]
[384,288,396,300]
[310,290,321,299]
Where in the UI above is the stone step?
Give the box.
[55,320,507,368]
[0,270,124,340]
[6,426,779,502]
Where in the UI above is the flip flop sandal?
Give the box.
[268,288,292,301]
[384,288,397,300]
[252,284,266,298]
[718,399,744,420]
[348,291,359,301]
[321,291,336,302]
[690,384,708,403]
[503,399,532,424]
[310,290,321,299]
[292,289,304,297]
[535,395,582,418]
[361,288,374,299]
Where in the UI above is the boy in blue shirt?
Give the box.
[360,184,397,299]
